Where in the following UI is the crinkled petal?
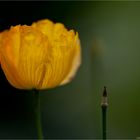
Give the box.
[32,20,81,88]
[0,27,30,88]
[18,25,51,89]
[60,33,81,85]
[0,19,81,89]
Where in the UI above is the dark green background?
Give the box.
[0,1,140,139]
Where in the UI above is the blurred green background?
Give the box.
[0,1,140,139]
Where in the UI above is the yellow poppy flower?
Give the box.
[0,19,81,89]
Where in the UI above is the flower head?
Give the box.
[0,19,81,89]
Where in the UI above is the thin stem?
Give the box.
[33,89,44,140]
[101,86,108,140]
[102,106,107,139]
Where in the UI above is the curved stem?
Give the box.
[33,89,44,140]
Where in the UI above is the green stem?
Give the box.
[33,89,44,140]
[102,106,107,140]
[101,86,108,140]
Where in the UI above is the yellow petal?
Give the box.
[18,25,51,89]
[0,26,30,88]
[32,19,81,89]
[32,19,54,39]
[60,33,81,85]
[0,25,51,89]
[0,19,81,89]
